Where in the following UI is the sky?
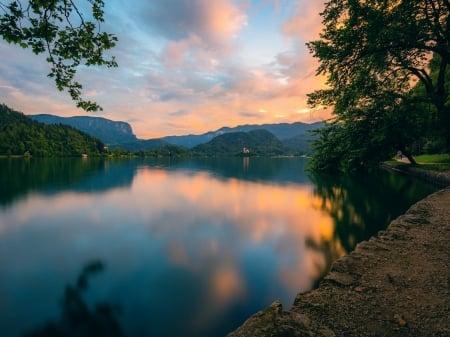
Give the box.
[0,0,330,139]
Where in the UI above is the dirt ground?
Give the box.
[228,182,450,336]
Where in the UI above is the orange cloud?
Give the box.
[159,0,247,70]
[282,1,325,42]
[202,0,248,43]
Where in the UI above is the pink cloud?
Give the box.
[159,0,247,69]
[282,1,325,42]
[200,0,248,43]
[162,34,204,68]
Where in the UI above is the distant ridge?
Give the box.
[161,121,324,149]
[30,114,138,145]
[29,113,323,153]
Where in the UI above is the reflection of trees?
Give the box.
[0,158,135,206]
[306,236,343,290]
[0,158,103,206]
[0,157,312,207]
[307,170,435,287]
[23,261,123,337]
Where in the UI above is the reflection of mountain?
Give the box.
[160,157,312,185]
[0,159,134,206]
[0,157,313,207]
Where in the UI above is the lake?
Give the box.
[0,157,437,337]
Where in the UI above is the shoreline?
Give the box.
[227,167,450,337]
[380,162,450,188]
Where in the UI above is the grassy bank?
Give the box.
[413,154,450,171]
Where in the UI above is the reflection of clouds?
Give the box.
[0,218,5,235]
[211,265,245,302]
[166,241,189,266]
[0,165,335,331]
[128,167,334,294]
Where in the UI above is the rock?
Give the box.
[323,272,358,287]
[393,313,407,327]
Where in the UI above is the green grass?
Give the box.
[411,154,450,171]
[386,154,450,172]
[413,153,450,164]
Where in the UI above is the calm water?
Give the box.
[0,157,436,337]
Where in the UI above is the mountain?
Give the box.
[282,129,322,155]
[161,121,323,148]
[30,114,138,145]
[0,104,105,157]
[28,113,323,154]
[192,129,287,156]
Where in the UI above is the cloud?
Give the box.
[282,1,324,42]
[239,110,261,118]
[138,0,247,45]
[169,109,190,117]
[0,43,86,116]
[143,0,248,70]
[200,0,248,43]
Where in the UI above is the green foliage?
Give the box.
[109,147,130,158]
[0,103,106,156]
[31,114,138,145]
[282,131,318,155]
[308,0,450,172]
[143,145,191,158]
[0,157,107,205]
[0,0,117,111]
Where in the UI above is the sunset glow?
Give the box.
[0,0,330,138]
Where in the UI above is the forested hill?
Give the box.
[30,114,137,145]
[192,129,287,156]
[0,104,105,157]
[162,121,323,148]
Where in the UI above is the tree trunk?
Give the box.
[398,144,417,164]
[403,151,417,164]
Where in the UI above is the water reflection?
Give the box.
[306,170,436,288]
[310,171,434,253]
[0,158,134,207]
[23,261,123,337]
[0,158,436,337]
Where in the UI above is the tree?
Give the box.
[0,0,117,111]
[0,103,106,156]
[307,0,450,171]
